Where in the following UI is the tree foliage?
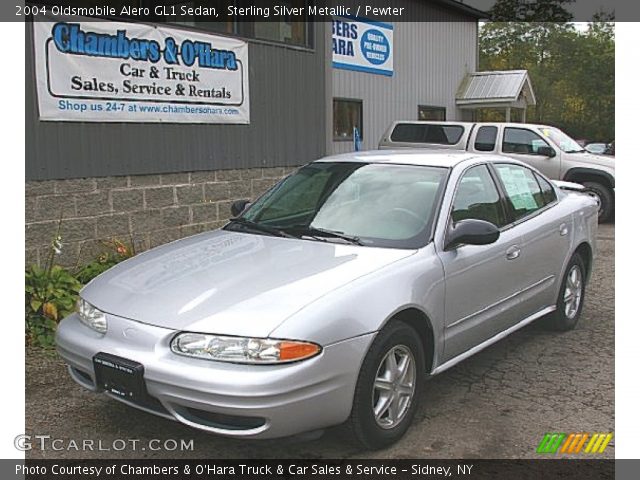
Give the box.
[479,2,614,141]
[489,0,574,22]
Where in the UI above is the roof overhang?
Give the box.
[456,70,537,109]
[432,0,488,19]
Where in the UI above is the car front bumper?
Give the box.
[56,313,374,439]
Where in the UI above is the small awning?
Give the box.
[456,70,536,109]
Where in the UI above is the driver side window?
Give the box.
[503,127,552,155]
[451,165,507,228]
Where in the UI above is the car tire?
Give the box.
[543,254,587,331]
[348,321,424,450]
[583,181,614,223]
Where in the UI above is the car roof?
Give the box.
[316,149,503,168]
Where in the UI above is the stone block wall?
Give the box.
[25,167,295,268]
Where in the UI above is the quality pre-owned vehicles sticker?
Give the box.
[332,16,393,76]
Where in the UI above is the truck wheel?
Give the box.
[348,322,424,450]
[583,181,613,222]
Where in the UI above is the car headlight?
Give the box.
[170,332,321,364]
[76,298,107,334]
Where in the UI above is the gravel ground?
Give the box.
[25,224,614,459]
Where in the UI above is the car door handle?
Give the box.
[559,223,569,236]
[506,245,521,260]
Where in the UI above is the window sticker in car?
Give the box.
[497,167,539,210]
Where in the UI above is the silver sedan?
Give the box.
[56,150,599,449]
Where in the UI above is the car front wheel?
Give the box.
[348,321,424,449]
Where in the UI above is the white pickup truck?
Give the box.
[379,121,615,221]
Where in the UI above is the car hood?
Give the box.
[81,230,415,337]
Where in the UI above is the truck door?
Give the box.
[498,126,562,180]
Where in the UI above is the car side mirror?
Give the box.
[537,146,556,158]
[444,219,500,251]
[231,199,251,217]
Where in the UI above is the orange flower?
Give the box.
[42,302,58,320]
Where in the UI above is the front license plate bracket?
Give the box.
[93,352,146,401]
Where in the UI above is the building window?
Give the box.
[418,105,446,121]
[162,1,234,34]
[333,99,363,141]
[156,0,311,47]
[238,21,310,47]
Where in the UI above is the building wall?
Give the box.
[24,20,328,267]
[25,167,292,268]
[25,11,479,267]
[332,18,478,154]
[25,20,330,268]
[25,22,328,181]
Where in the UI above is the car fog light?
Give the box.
[170,333,321,364]
[76,298,107,334]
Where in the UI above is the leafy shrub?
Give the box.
[25,233,133,348]
[74,239,133,284]
[25,264,81,347]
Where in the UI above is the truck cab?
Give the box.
[379,121,615,221]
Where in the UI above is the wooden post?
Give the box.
[505,107,511,122]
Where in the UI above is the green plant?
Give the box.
[25,264,81,348]
[74,238,134,284]
[25,219,82,347]
[25,229,134,347]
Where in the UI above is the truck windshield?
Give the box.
[538,127,585,153]
[229,162,448,249]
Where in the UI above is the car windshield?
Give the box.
[229,162,448,249]
[538,126,585,153]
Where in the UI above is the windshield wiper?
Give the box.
[565,149,587,153]
[283,225,364,246]
[227,217,296,238]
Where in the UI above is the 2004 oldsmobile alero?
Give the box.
[56,150,598,449]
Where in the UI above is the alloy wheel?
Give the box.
[371,345,416,429]
[564,265,583,319]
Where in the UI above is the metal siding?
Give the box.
[26,22,328,181]
[332,13,478,154]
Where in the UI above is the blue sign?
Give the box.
[332,17,393,76]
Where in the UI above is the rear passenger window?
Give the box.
[390,124,464,145]
[494,164,545,220]
[535,173,557,205]
[452,165,507,227]
[474,126,498,152]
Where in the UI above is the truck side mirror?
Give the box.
[537,146,556,158]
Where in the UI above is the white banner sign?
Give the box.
[34,19,250,123]
[332,17,393,76]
